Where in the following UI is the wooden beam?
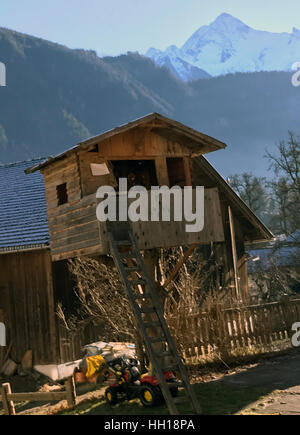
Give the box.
[163,244,197,289]
[155,157,170,186]
[238,254,249,301]
[65,376,76,408]
[228,206,241,301]
[184,157,193,186]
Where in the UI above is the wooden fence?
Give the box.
[57,321,130,363]
[57,321,104,363]
[55,297,300,365]
[167,297,300,362]
[0,376,76,415]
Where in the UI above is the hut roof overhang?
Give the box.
[26,113,227,174]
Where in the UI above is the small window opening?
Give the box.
[88,144,99,152]
[57,183,68,206]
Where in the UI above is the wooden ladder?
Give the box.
[107,230,201,415]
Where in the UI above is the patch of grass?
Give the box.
[194,382,269,415]
[0,400,30,415]
[58,382,269,416]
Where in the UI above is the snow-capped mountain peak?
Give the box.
[145,13,300,81]
[210,13,250,32]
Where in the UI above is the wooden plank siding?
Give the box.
[96,129,192,159]
[49,187,225,261]
[42,131,227,261]
[41,152,102,262]
[49,193,101,262]
[99,187,225,252]
[0,249,58,364]
[77,151,117,196]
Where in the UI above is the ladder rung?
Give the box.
[134,293,151,300]
[120,253,135,259]
[139,306,156,314]
[116,240,131,246]
[144,321,161,328]
[124,267,140,272]
[130,279,146,286]
[155,351,172,358]
[149,336,166,343]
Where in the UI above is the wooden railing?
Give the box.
[0,376,76,415]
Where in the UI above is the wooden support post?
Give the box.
[163,244,197,289]
[1,383,15,415]
[155,157,169,186]
[238,253,249,302]
[184,157,193,186]
[65,376,76,408]
[228,206,241,301]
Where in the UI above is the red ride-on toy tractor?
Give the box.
[104,355,178,407]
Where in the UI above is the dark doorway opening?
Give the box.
[167,158,186,187]
[111,160,158,189]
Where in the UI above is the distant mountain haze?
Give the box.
[146,13,300,81]
[0,23,299,177]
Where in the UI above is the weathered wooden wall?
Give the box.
[48,187,225,261]
[42,130,227,261]
[77,151,116,196]
[99,187,225,251]
[96,129,192,159]
[56,322,106,364]
[48,194,101,262]
[0,249,58,365]
[41,152,101,261]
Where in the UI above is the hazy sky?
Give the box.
[1,0,300,56]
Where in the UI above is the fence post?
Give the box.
[65,376,76,409]
[1,383,15,415]
[280,295,293,338]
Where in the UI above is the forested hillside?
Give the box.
[0,27,299,176]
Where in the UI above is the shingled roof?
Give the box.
[0,159,49,252]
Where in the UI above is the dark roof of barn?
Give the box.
[0,159,50,252]
[247,231,300,270]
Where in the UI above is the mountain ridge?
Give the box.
[0,26,299,177]
[146,13,300,81]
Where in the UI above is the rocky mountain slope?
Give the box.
[146,13,300,81]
